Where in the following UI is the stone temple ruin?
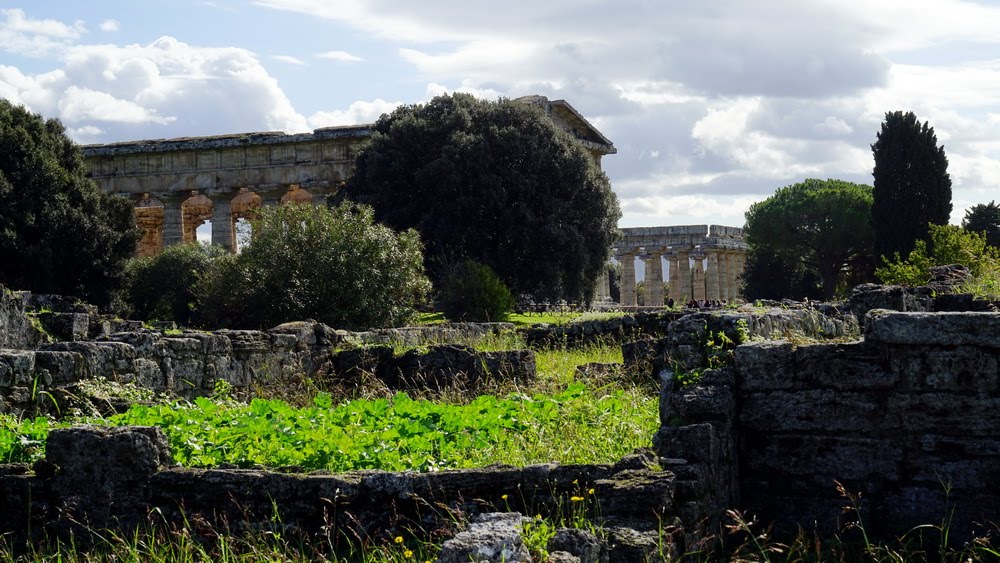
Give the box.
[82,96,617,258]
[602,225,748,306]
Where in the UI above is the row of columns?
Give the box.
[606,249,746,306]
[135,185,317,257]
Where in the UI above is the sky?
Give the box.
[2,0,1000,229]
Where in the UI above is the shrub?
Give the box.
[123,243,226,325]
[437,260,516,322]
[195,202,431,330]
[876,223,1000,297]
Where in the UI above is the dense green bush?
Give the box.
[876,223,1000,297]
[437,260,515,322]
[196,202,431,330]
[123,243,226,325]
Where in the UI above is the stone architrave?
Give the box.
[692,254,706,301]
[644,252,664,307]
[705,251,720,301]
[620,253,637,306]
[211,195,235,252]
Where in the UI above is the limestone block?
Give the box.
[669,384,735,423]
[889,346,1000,393]
[33,351,84,386]
[794,342,896,390]
[740,390,883,433]
[885,393,1000,436]
[438,512,532,563]
[734,341,794,391]
[744,435,903,481]
[865,310,1000,348]
[593,468,675,518]
[0,350,35,387]
[653,423,719,464]
[548,528,608,563]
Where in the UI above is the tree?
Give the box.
[0,100,137,306]
[871,111,952,260]
[343,93,621,304]
[123,243,227,325]
[962,201,1000,249]
[743,178,874,300]
[195,202,431,330]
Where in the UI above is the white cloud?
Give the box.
[99,19,120,32]
[4,33,311,140]
[0,8,86,57]
[308,98,400,128]
[272,54,305,65]
[315,50,362,62]
[58,85,174,124]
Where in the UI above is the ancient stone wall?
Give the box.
[0,426,676,561]
[658,309,1000,541]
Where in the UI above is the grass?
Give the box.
[414,310,628,328]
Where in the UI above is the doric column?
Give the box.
[719,252,732,301]
[620,253,637,306]
[734,252,747,300]
[644,252,664,306]
[162,197,184,248]
[692,255,707,301]
[705,251,720,301]
[594,265,610,302]
[211,196,235,252]
[676,250,691,302]
[668,254,681,304]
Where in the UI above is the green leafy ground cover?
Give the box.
[0,343,656,471]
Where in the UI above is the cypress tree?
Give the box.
[871,111,952,260]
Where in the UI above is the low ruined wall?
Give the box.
[0,426,676,561]
[0,325,534,416]
[657,310,1000,540]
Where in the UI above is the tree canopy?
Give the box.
[871,111,952,260]
[743,178,874,300]
[342,93,621,303]
[962,201,1000,249]
[0,100,137,306]
[195,202,431,330]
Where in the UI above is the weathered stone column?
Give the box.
[733,252,747,299]
[667,254,680,304]
[705,251,720,301]
[211,196,235,252]
[161,197,184,248]
[620,253,637,306]
[594,265,610,302]
[675,250,691,302]
[719,252,732,301]
[692,254,706,301]
[644,252,664,306]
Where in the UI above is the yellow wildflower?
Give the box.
[588,488,595,495]
[394,536,404,544]
[404,550,413,558]
[570,496,584,502]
